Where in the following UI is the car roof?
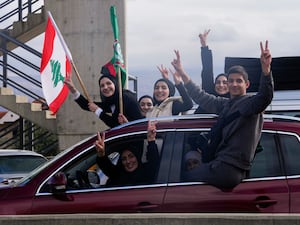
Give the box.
[0,149,46,157]
[104,114,300,138]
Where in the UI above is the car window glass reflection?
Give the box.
[280,133,300,176]
[248,133,282,178]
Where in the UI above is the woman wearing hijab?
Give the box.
[138,95,154,117]
[146,65,193,118]
[194,29,229,114]
[182,150,202,181]
[65,66,143,128]
[95,121,159,186]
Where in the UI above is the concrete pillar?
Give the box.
[44,0,126,151]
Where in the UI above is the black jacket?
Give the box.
[75,90,143,128]
[96,141,159,186]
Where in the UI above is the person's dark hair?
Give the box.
[153,78,175,104]
[227,65,248,81]
[138,95,154,104]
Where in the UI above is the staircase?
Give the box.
[0,0,58,154]
[0,87,56,133]
[0,6,46,53]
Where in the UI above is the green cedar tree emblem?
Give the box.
[50,59,65,87]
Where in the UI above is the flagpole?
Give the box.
[118,67,123,114]
[71,61,92,102]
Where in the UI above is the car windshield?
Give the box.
[0,156,46,174]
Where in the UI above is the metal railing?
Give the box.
[0,0,44,29]
[0,118,58,156]
[0,0,58,155]
[0,30,43,101]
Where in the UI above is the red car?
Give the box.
[1,114,300,214]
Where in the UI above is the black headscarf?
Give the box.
[116,144,143,171]
[98,67,120,110]
[153,78,176,105]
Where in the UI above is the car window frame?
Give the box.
[276,130,300,177]
[36,128,176,196]
[167,128,290,186]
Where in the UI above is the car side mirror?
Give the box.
[47,172,73,201]
[48,172,67,193]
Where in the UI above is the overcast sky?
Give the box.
[3,0,300,100]
[126,0,300,97]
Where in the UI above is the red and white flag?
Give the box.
[40,12,72,114]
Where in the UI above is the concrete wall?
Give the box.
[44,0,126,151]
[1,214,300,225]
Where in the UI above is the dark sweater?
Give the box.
[185,73,274,170]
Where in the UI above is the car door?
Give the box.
[31,131,174,214]
[163,130,290,213]
[279,131,300,213]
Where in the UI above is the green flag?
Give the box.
[109,5,126,88]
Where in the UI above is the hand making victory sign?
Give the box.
[171,50,191,84]
[260,40,272,76]
[95,132,105,157]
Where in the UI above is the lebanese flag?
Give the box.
[40,12,72,114]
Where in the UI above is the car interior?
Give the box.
[41,132,166,192]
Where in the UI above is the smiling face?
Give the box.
[121,150,139,172]
[139,97,153,116]
[154,81,170,102]
[214,75,229,95]
[99,77,115,98]
[227,73,250,98]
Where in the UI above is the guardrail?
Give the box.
[0,213,299,225]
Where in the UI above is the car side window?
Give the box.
[279,133,300,176]
[41,132,165,193]
[178,131,283,181]
[98,133,164,187]
[248,132,283,178]
[180,131,209,182]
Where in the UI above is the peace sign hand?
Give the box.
[199,29,211,47]
[95,132,105,157]
[171,50,190,84]
[157,64,169,80]
[260,40,272,76]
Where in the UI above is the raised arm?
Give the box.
[199,29,215,94]
[95,131,119,178]
[240,40,273,116]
